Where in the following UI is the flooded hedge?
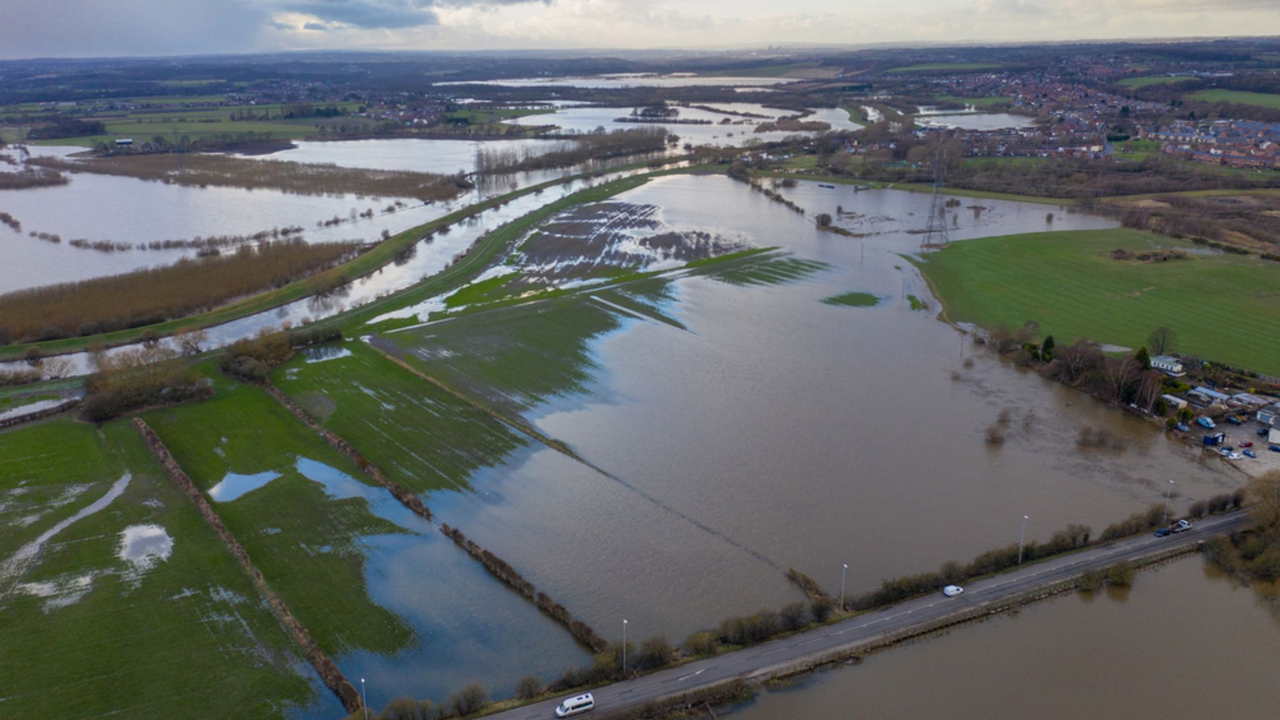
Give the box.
[439,524,607,652]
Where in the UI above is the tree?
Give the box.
[1133,346,1151,370]
[779,601,808,630]
[448,683,489,717]
[684,631,718,657]
[1246,470,1280,532]
[1040,335,1056,361]
[811,595,836,622]
[1100,356,1142,405]
[1105,560,1135,587]
[815,213,833,228]
[1147,326,1177,355]
[176,328,209,356]
[514,676,542,701]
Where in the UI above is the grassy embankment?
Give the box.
[272,342,529,494]
[913,227,1280,375]
[1186,89,1280,109]
[0,419,321,719]
[0,160,701,362]
[143,372,416,658]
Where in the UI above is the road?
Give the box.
[488,511,1247,720]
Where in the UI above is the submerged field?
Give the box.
[0,419,326,719]
[914,227,1280,373]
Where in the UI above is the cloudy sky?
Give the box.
[2,0,1278,59]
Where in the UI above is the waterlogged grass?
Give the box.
[914,227,1280,375]
[392,297,624,414]
[144,374,416,657]
[821,292,880,307]
[444,272,521,309]
[0,419,319,719]
[1187,89,1280,109]
[700,255,832,288]
[907,294,929,312]
[273,342,528,493]
[594,279,687,329]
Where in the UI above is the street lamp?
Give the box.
[622,619,628,677]
[1018,515,1029,565]
[361,678,368,720]
[840,564,848,612]
[1164,480,1175,525]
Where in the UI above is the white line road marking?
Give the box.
[676,669,705,682]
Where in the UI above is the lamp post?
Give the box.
[622,619,628,677]
[1018,515,1029,565]
[1164,480,1175,525]
[360,678,368,720]
[840,563,848,612]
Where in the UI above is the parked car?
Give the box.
[1259,426,1271,436]
[1154,527,1172,538]
[1176,423,1191,432]
[1227,452,1244,461]
[1197,417,1216,429]
[1244,449,1258,459]
[1241,441,1254,448]
[943,585,964,597]
[1226,415,1244,425]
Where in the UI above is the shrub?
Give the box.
[1187,500,1208,519]
[23,346,42,366]
[779,601,808,631]
[684,631,718,657]
[1105,561,1135,587]
[811,596,836,622]
[514,676,542,701]
[637,636,673,670]
[378,697,433,720]
[1079,568,1104,592]
[447,683,488,717]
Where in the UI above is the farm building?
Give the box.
[1151,355,1185,376]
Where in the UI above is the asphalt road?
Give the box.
[488,511,1248,720]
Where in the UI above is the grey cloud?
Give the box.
[303,21,332,30]
[277,0,552,31]
[0,0,267,58]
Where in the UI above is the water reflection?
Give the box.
[726,558,1280,720]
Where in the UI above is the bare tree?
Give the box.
[1147,326,1177,356]
[175,328,209,356]
[1053,340,1104,385]
[1101,356,1142,405]
[1247,471,1280,532]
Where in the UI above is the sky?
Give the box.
[2,0,1279,59]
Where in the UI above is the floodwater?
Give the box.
[509,105,860,147]
[404,176,1235,640]
[246,137,567,176]
[2,162,684,378]
[727,557,1280,720]
[916,112,1037,130]
[436,74,794,89]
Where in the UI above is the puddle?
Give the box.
[0,398,69,422]
[207,471,282,502]
[0,473,132,585]
[118,524,174,572]
[304,346,354,363]
[16,572,96,612]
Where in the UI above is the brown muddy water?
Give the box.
[726,557,1280,720]
[417,175,1238,642]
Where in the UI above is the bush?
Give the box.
[514,676,542,701]
[811,596,836,622]
[779,601,808,631]
[378,697,433,720]
[1079,568,1104,592]
[1105,561,1135,587]
[684,631,718,657]
[1100,505,1166,541]
[447,683,488,717]
[1187,500,1208,519]
[637,636,673,670]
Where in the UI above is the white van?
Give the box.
[555,693,595,717]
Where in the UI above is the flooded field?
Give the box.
[509,105,860,147]
[436,74,794,89]
[727,557,1280,720]
[246,137,564,176]
[915,112,1037,130]
[385,175,1235,640]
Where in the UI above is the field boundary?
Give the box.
[130,417,364,714]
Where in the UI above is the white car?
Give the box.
[942,585,964,597]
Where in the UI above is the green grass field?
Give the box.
[145,373,416,657]
[1111,139,1162,161]
[914,227,1280,375]
[0,419,322,719]
[1117,75,1196,88]
[272,342,528,493]
[887,63,1000,73]
[934,95,1013,107]
[1187,89,1280,110]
